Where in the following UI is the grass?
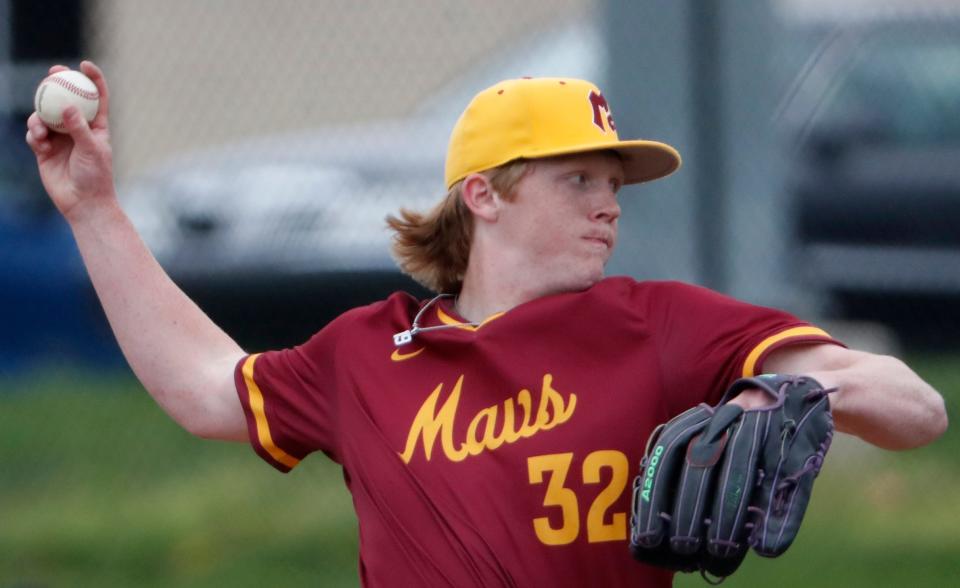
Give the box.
[0,370,358,587]
[676,438,960,587]
[1,353,957,587]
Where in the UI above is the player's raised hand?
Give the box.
[25,60,115,221]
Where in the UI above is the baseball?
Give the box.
[34,70,100,133]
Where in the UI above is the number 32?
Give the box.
[527,450,629,546]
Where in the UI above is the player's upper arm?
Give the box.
[763,342,865,375]
[180,351,250,442]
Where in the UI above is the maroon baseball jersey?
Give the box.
[234,277,841,587]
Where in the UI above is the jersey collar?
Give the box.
[436,300,506,332]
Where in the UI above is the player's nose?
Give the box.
[591,190,621,224]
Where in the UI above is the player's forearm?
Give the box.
[67,194,247,441]
[809,354,947,450]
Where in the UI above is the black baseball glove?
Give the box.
[629,374,835,582]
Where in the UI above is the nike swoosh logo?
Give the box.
[391,347,425,362]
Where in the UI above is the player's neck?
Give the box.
[456,251,558,323]
[454,281,537,324]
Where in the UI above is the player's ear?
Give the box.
[460,173,500,222]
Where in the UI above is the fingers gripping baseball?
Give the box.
[26,60,115,221]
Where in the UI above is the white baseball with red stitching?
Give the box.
[34,70,100,133]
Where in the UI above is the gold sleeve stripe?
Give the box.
[742,326,832,378]
[437,306,506,331]
[241,354,301,469]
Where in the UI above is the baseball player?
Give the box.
[26,61,947,587]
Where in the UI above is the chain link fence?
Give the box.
[1,1,958,586]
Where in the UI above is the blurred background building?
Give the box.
[2,3,958,587]
[2,0,959,367]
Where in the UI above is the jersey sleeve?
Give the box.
[234,311,355,472]
[647,281,844,416]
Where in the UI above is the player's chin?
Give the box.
[588,250,612,278]
[571,261,607,291]
[548,253,608,292]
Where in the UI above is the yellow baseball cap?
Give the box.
[444,77,681,189]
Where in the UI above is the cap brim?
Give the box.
[612,140,682,184]
[520,139,682,185]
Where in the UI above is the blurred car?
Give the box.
[121,21,605,349]
[776,9,960,340]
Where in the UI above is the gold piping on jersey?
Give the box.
[741,326,832,377]
[436,306,506,331]
[242,354,301,469]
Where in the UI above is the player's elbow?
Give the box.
[924,391,949,445]
[834,354,949,450]
[900,394,949,451]
[886,355,948,449]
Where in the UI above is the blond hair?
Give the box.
[386,160,529,293]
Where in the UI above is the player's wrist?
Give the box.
[726,387,775,410]
[62,188,123,227]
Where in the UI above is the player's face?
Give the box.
[498,151,624,292]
